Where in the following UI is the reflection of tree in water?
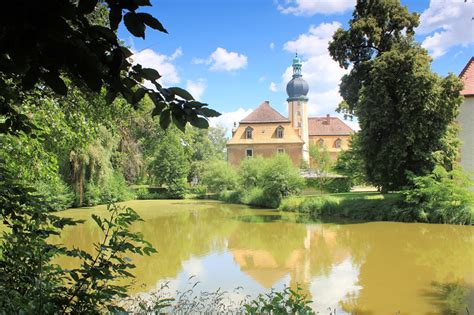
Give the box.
[57,201,241,293]
[337,223,474,314]
[424,282,472,315]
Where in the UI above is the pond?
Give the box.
[57,200,474,314]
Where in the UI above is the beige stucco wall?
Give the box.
[227,143,303,167]
[308,135,351,161]
[459,96,474,175]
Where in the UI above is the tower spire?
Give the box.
[292,52,302,77]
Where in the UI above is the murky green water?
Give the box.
[57,200,474,314]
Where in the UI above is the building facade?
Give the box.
[459,57,474,175]
[227,55,354,167]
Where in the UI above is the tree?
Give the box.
[329,0,419,117]
[150,128,190,198]
[329,0,463,192]
[0,0,219,135]
[308,144,334,192]
[334,135,367,186]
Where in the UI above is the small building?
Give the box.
[227,54,354,167]
[459,57,474,175]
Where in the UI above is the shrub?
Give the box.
[241,187,279,209]
[403,166,474,224]
[34,178,74,211]
[218,190,243,204]
[279,196,303,212]
[324,177,352,193]
[201,160,238,192]
[260,154,305,206]
[306,177,352,193]
[238,156,267,188]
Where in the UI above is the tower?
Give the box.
[286,53,310,163]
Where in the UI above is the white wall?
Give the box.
[459,97,474,175]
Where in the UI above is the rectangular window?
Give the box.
[276,128,284,138]
[246,148,253,157]
[245,128,252,139]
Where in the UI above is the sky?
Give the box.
[118,0,474,132]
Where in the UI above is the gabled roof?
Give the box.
[460,57,474,96]
[308,116,353,136]
[241,101,290,123]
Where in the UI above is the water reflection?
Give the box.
[57,200,474,314]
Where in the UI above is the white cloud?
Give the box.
[209,108,253,136]
[277,0,355,16]
[259,76,266,82]
[279,22,350,117]
[270,42,275,50]
[418,0,474,59]
[269,82,278,92]
[193,47,248,72]
[131,48,182,87]
[186,79,207,101]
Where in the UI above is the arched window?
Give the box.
[277,148,284,154]
[335,138,342,148]
[276,126,284,138]
[245,127,253,139]
[317,138,324,147]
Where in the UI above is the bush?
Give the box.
[403,166,474,224]
[280,193,407,222]
[34,178,74,211]
[218,190,243,204]
[260,154,305,206]
[306,177,352,193]
[241,187,279,209]
[238,156,267,188]
[201,160,238,192]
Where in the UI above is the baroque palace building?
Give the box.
[227,54,354,167]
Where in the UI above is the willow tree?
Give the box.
[329,0,463,192]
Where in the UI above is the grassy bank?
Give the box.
[279,192,417,222]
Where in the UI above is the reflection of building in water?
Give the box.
[228,225,351,291]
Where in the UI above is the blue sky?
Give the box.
[119,0,474,131]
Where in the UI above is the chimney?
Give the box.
[232,122,238,136]
[326,114,330,124]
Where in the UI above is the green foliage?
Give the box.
[201,160,238,193]
[356,44,463,191]
[0,1,219,135]
[333,135,367,186]
[150,128,190,199]
[217,155,304,208]
[0,164,156,313]
[306,177,352,193]
[243,286,314,315]
[403,166,474,224]
[329,1,463,192]
[280,193,410,222]
[260,154,305,205]
[238,155,267,188]
[241,187,280,209]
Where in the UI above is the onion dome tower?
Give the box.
[286,53,310,163]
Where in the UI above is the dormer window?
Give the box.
[335,138,342,148]
[245,127,253,139]
[276,126,284,138]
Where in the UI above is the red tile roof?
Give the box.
[308,116,353,136]
[460,57,474,96]
[241,101,290,123]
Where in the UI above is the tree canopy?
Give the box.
[0,0,219,134]
[329,0,463,192]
